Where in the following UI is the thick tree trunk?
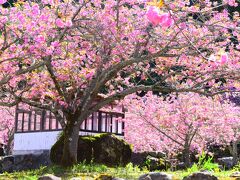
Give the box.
[183,147,191,168]
[61,115,81,167]
[183,135,191,168]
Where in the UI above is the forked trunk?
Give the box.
[61,115,80,167]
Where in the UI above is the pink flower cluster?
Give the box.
[55,18,73,28]
[0,0,6,4]
[146,7,173,27]
[124,92,240,155]
[0,107,14,145]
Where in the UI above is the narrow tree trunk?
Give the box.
[183,134,191,168]
[232,141,239,165]
[183,147,191,168]
[61,115,81,167]
[6,129,14,155]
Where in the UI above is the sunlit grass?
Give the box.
[0,163,146,180]
[0,162,239,180]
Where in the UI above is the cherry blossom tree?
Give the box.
[0,107,14,155]
[124,92,240,166]
[0,0,239,166]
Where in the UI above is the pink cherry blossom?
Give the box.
[35,35,46,43]
[0,107,15,154]
[0,0,6,4]
[159,13,174,28]
[221,53,228,65]
[146,7,174,27]
[146,7,161,26]
[124,93,240,164]
[55,18,65,28]
[65,20,73,27]
[0,0,239,166]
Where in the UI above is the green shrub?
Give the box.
[233,162,240,171]
[198,151,219,172]
[187,151,220,173]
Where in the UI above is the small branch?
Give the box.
[140,114,184,147]
[45,58,68,103]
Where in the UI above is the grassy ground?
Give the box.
[0,163,145,180]
[0,163,239,180]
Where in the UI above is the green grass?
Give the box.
[169,170,237,179]
[0,163,147,180]
[0,162,239,180]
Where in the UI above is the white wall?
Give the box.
[13,131,123,155]
[13,131,61,155]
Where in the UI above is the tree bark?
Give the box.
[61,114,80,167]
[6,129,14,155]
[232,141,239,165]
[183,147,191,168]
